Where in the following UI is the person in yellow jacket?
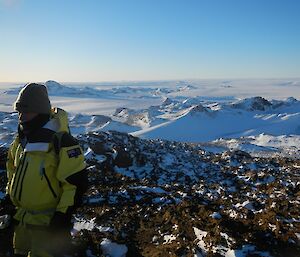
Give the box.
[4,83,88,257]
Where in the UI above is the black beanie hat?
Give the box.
[14,83,51,114]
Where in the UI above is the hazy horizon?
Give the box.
[1,77,300,85]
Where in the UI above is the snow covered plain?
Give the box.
[0,79,299,256]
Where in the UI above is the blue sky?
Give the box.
[0,0,299,82]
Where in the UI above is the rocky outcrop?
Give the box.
[231,96,272,111]
[75,131,300,256]
[1,132,299,256]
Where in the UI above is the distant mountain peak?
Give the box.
[161,97,173,106]
[45,80,64,88]
[190,104,208,114]
[114,107,129,118]
[44,80,73,94]
[231,96,272,111]
[161,97,180,106]
[286,97,298,103]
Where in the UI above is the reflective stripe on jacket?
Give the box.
[6,108,86,226]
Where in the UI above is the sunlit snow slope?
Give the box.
[1,79,300,157]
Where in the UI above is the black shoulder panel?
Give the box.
[53,132,79,154]
[28,128,56,143]
[60,133,79,147]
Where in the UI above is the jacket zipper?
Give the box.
[18,162,29,201]
[12,152,27,198]
[43,168,58,198]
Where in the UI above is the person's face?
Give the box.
[18,112,38,123]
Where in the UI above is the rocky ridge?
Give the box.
[0,131,299,256]
[78,131,299,256]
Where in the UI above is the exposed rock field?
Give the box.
[0,131,299,256]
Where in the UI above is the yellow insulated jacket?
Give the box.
[6,108,86,226]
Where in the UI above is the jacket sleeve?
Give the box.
[5,138,18,195]
[53,133,87,213]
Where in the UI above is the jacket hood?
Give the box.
[43,108,70,133]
